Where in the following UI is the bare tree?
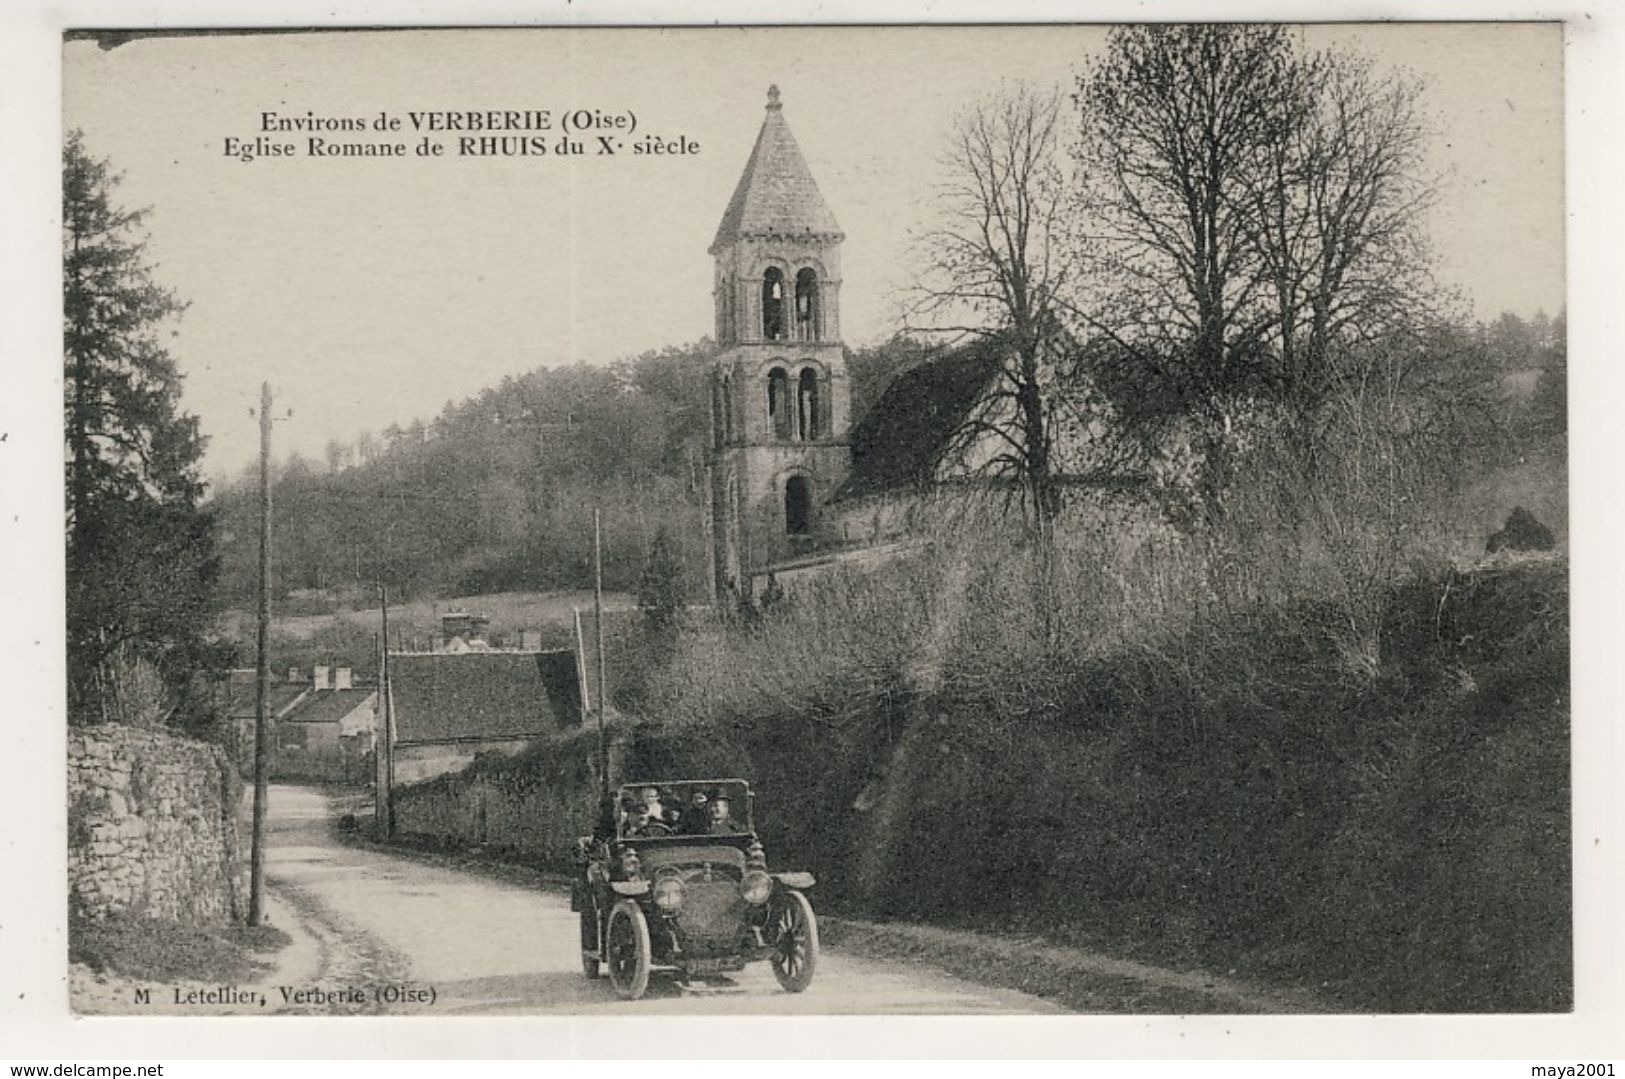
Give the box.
[1072,26,1443,525]
[323,436,351,474]
[910,83,1086,545]
[1237,48,1439,434]
[1072,25,1304,521]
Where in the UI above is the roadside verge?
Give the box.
[341,823,1333,1015]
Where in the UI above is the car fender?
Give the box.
[611,880,651,897]
[771,871,815,890]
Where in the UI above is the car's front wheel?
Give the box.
[605,899,652,1000]
[769,890,818,993]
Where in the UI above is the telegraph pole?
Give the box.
[593,507,609,800]
[377,585,394,840]
[248,381,273,926]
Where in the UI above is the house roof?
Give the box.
[223,681,309,720]
[838,339,1005,501]
[710,86,842,254]
[387,651,579,745]
[282,687,375,728]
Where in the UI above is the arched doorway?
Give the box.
[785,475,812,536]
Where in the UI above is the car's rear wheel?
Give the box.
[769,890,818,993]
[579,905,601,978]
[605,899,651,1000]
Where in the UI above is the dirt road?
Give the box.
[265,785,1063,1015]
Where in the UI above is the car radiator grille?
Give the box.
[677,881,746,945]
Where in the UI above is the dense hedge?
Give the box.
[395,559,1569,1012]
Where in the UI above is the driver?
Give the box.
[622,800,672,839]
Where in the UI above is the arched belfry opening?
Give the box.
[794,268,820,341]
[767,367,792,440]
[762,268,786,341]
[785,475,812,536]
[798,367,821,441]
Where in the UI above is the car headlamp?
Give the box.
[741,870,772,906]
[652,875,686,912]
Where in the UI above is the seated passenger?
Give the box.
[622,801,672,839]
[676,789,710,835]
[641,786,674,827]
[707,791,739,834]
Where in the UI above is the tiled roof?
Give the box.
[282,688,375,728]
[223,682,308,720]
[388,651,579,745]
[710,86,842,253]
[838,339,1005,500]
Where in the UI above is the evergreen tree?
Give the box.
[64,130,225,727]
[636,526,687,632]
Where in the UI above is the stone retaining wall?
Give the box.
[68,725,247,924]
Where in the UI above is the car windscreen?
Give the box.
[618,779,752,838]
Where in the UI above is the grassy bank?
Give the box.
[630,551,1569,1013]
[384,496,1569,1012]
[70,913,291,984]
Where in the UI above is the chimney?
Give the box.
[334,666,353,691]
[313,665,331,690]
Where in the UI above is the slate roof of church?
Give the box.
[838,338,1007,501]
[387,650,580,746]
[710,86,843,253]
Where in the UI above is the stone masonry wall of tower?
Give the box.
[707,86,852,602]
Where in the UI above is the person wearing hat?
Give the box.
[621,796,672,839]
[677,788,710,835]
[707,788,738,834]
[619,793,647,838]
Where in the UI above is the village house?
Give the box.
[217,669,313,777]
[273,664,377,784]
[380,648,580,785]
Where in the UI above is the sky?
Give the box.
[62,24,1565,479]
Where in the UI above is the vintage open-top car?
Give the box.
[571,778,819,1000]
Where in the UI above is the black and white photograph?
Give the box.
[3,6,1622,1064]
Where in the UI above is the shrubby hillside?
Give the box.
[209,337,925,610]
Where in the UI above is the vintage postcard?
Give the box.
[13,9,1616,1059]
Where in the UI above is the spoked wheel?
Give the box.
[605,899,652,1000]
[579,906,601,978]
[768,890,819,993]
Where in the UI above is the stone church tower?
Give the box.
[707,86,850,601]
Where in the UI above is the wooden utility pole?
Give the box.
[593,507,609,799]
[377,585,394,839]
[248,381,273,926]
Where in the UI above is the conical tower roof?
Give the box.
[710,86,843,254]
